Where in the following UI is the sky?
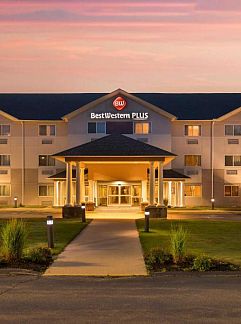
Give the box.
[1,0,241,93]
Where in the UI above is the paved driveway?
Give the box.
[45,219,147,276]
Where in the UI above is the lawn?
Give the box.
[136,219,241,266]
[0,218,90,256]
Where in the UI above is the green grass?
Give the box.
[0,219,90,256]
[136,219,241,266]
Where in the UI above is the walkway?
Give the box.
[45,219,147,276]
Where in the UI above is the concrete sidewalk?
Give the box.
[45,219,147,276]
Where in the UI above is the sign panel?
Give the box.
[113,97,127,111]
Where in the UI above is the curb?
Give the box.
[0,268,40,276]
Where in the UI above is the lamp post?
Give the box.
[14,196,18,208]
[144,209,150,232]
[81,203,86,222]
[47,215,54,248]
[211,198,215,210]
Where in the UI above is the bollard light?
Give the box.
[81,203,86,223]
[211,198,215,210]
[14,196,18,208]
[144,210,150,233]
[46,215,54,248]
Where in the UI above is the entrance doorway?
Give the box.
[98,183,141,207]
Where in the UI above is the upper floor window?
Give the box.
[184,155,201,166]
[134,122,151,134]
[0,155,10,166]
[225,125,241,136]
[38,184,54,197]
[88,122,106,134]
[225,155,241,166]
[39,125,56,136]
[39,155,55,166]
[0,125,10,136]
[0,184,10,197]
[184,125,201,137]
[106,121,133,134]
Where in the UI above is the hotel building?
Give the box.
[0,89,241,209]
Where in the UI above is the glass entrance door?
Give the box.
[108,185,131,206]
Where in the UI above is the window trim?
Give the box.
[224,124,241,137]
[0,124,10,137]
[38,124,56,137]
[38,184,54,197]
[224,185,240,197]
[0,184,11,197]
[184,125,201,137]
[184,154,202,167]
[225,155,241,167]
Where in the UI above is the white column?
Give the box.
[141,180,148,202]
[59,181,64,206]
[149,161,155,205]
[66,161,72,206]
[157,161,164,206]
[168,181,172,207]
[54,181,58,206]
[180,182,184,207]
[80,167,85,203]
[75,162,81,205]
[88,180,94,202]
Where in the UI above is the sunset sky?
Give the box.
[1,0,241,93]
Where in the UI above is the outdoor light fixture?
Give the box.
[81,203,86,223]
[14,196,18,208]
[211,198,215,210]
[46,215,54,248]
[144,209,150,232]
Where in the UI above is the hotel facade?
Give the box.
[0,89,241,209]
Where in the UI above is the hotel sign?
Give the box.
[90,96,149,120]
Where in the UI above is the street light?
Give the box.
[46,215,54,248]
[211,198,215,210]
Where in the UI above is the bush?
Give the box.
[170,224,188,263]
[192,255,212,271]
[1,219,28,263]
[26,247,52,264]
[145,247,172,270]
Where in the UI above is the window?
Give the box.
[0,125,10,136]
[38,185,54,197]
[184,155,201,166]
[134,122,151,134]
[0,155,10,166]
[225,155,241,166]
[0,184,10,196]
[225,125,241,136]
[39,155,55,166]
[184,125,201,136]
[184,184,201,197]
[88,122,106,134]
[106,122,133,134]
[187,139,198,144]
[42,139,53,145]
[228,139,239,144]
[226,170,238,175]
[224,185,239,197]
[39,125,56,136]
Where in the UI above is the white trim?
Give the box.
[0,183,11,197]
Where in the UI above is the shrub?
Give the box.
[145,247,172,270]
[170,224,188,263]
[26,247,52,264]
[1,219,28,263]
[192,255,212,271]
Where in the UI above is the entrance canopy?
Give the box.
[52,134,177,207]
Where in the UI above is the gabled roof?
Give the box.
[62,89,176,121]
[1,92,241,120]
[49,168,189,180]
[53,134,176,157]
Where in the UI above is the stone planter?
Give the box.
[86,202,95,211]
[145,205,167,219]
